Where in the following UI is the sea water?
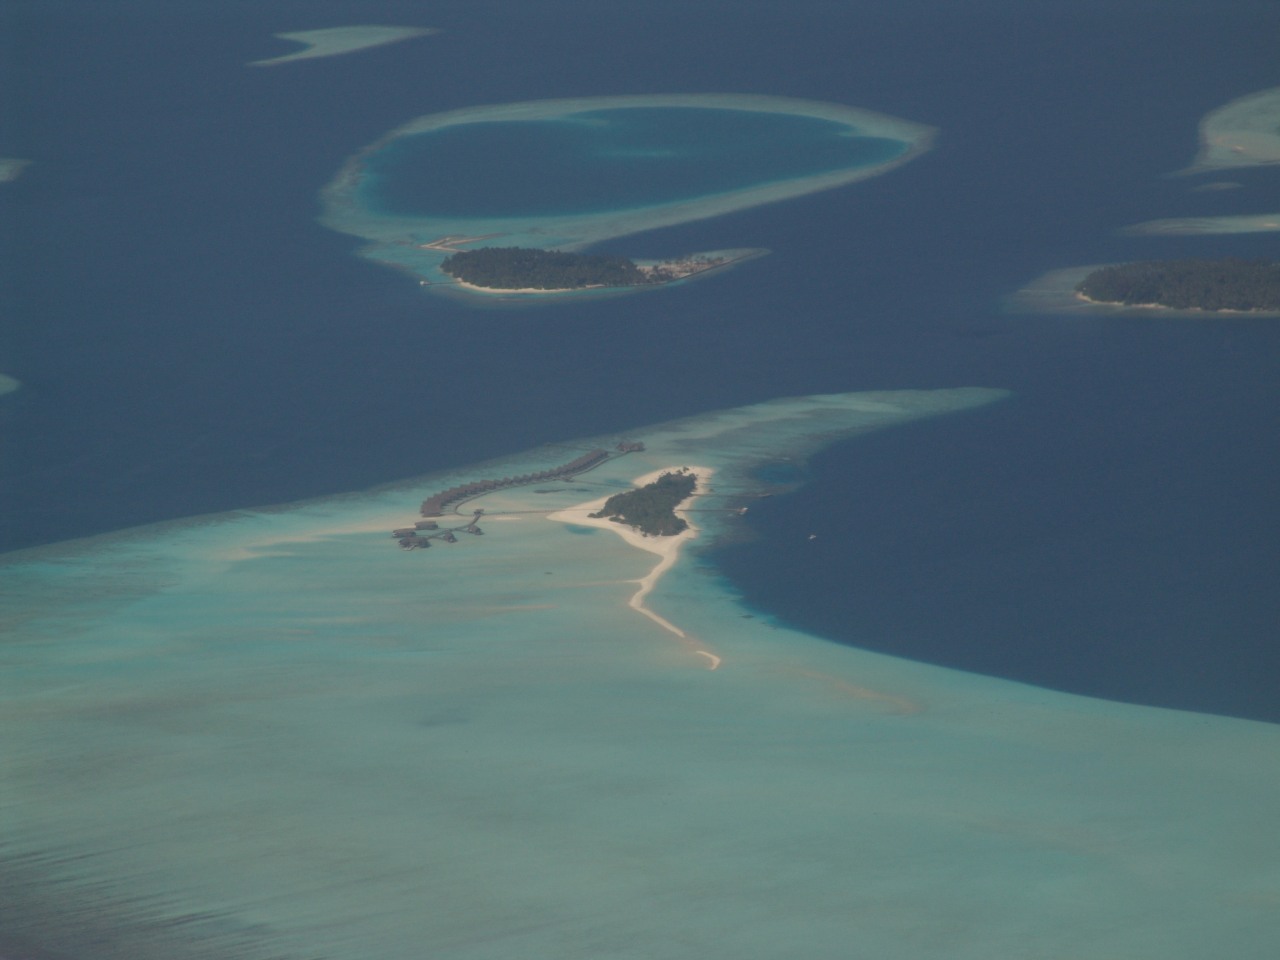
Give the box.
[2,0,1279,954]
[4,389,1278,959]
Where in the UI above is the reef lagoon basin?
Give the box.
[359,107,908,218]
[320,94,934,296]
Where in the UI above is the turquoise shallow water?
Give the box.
[360,108,906,217]
[4,389,1278,959]
[319,94,933,291]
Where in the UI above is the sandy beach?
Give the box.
[447,277,596,295]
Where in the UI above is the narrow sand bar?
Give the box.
[249,26,435,67]
[549,466,716,660]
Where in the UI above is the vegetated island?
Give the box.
[589,470,698,536]
[439,246,733,292]
[1076,259,1280,312]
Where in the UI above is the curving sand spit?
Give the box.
[249,25,435,67]
[548,466,719,665]
[1181,85,1280,173]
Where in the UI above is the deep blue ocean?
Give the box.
[3,0,1278,721]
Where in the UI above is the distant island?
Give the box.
[1076,259,1280,312]
[589,470,698,536]
[440,246,731,292]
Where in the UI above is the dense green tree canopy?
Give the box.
[589,471,697,536]
[441,247,649,290]
[1077,259,1280,312]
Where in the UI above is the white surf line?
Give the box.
[547,466,721,669]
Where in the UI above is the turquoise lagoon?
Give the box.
[4,387,1279,959]
[320,95,935,298]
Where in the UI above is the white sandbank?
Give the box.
[0,157,31,182]
[248,26,435,67]
[1180,85,1280,174]
[548,467,714,653]
[319,94,934,301]
[1121,212,1280,236]
[1006,265,1280,318]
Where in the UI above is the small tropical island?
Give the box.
[440,246,733,292]
[1076,259,1280,312]
[589,470,698,536]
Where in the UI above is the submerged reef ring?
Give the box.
[319,94,935,300]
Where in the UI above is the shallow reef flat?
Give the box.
[248,25,436,67]
[0,157,31,182]
[1122,212,1280,236]
[4,387,1279,960]
[1181,85,1280,173]
[320,94,935,300]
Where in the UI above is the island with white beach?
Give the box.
[550,466,715,653]
[1011,85,1280,313]
[1121,212,1280,236]
[320,93,935,302]
[1007,263,1280,318]
[432,245,761,297]
[1075,259,1280,313]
